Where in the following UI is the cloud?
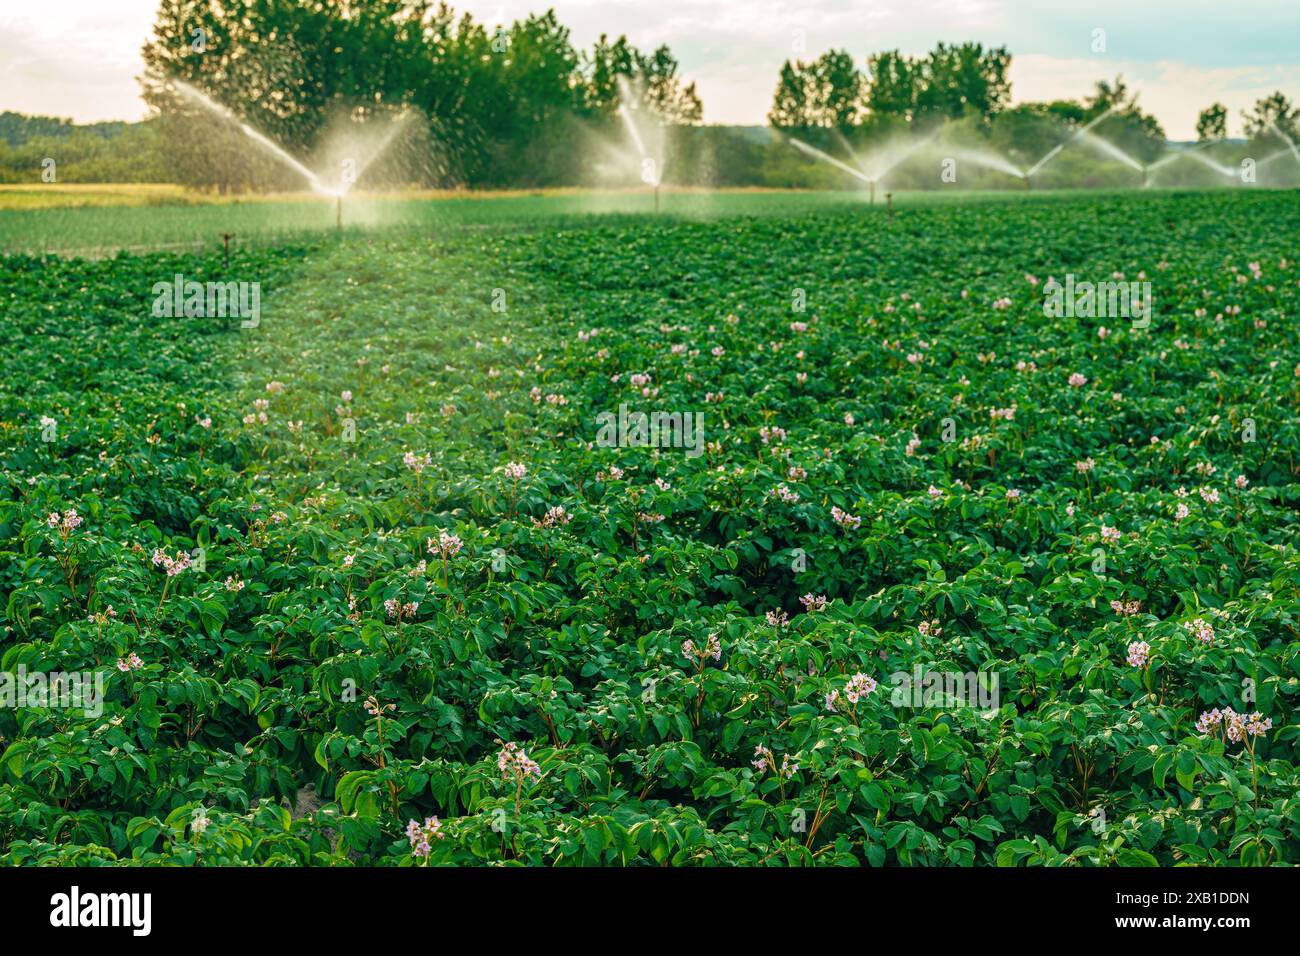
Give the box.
[0,4,157,122]
[1012,53,1300,138]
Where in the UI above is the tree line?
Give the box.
[139,0,701,190]
[2,3,1298,190]
[767,44,1298,165]
[769,43,1013,131]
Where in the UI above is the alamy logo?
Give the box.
[890,667,1000,711]
[595,404,705,459]
[1042,274,1151,328]
[151,273,261,328]
[0,665,104,718]
[50,886,151,936]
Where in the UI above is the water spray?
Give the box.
[1258,148,1299,172]
[168,79,412,229]
[862,129,943,183]
[778,104,1278,197]
[788,128,1026,202]
[1025,106,1119,179]
[1183,150,1236,178]
[782,135,876,192]
[939,143,1028,185]
[172,80,330,194]
[616,80,667,214]
[1147,141,1234,180]
[1267,120,1300,165]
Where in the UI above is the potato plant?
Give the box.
[2,190,1299,866]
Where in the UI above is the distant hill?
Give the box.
[721,125,775,144]
[0,112,130,147]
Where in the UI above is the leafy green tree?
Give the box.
[810,50,862,130]
[915,42,1010,123]
[138,1,702,189]
[768,51,861,131]
[140,0,413,191]
[479,12,586,184]
[579,34,700,125]
[1242,91,1299,142]
[989,103,1072,167]
[582,34,637,116]
[864,50,918,121]
[0,112,104,146]
[864,44,1009,126]
[768,61,810,129]
[1043,99,1086,125]
[1196,103,1228,142]
[0,121,168,184]
[1081,75,1165,163]
[1082,75,1157,132]
[638,45,703,125]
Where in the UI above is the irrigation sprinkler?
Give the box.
[1025,106,1120,180]
[1025,145,1062,180]
[168,80,411,232]
[783,135,870,184]
[1258,149,1300,174]
[1145,142,1240,185]
[886,192,894,220]
[221,232,234,268]
[786,127,956,205]
[615,85,667,215]
[1268,120,1300,165]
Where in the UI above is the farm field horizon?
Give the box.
[4,186,1299,868]
[0,183,1259,256]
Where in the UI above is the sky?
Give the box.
[3,0,1299,139]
